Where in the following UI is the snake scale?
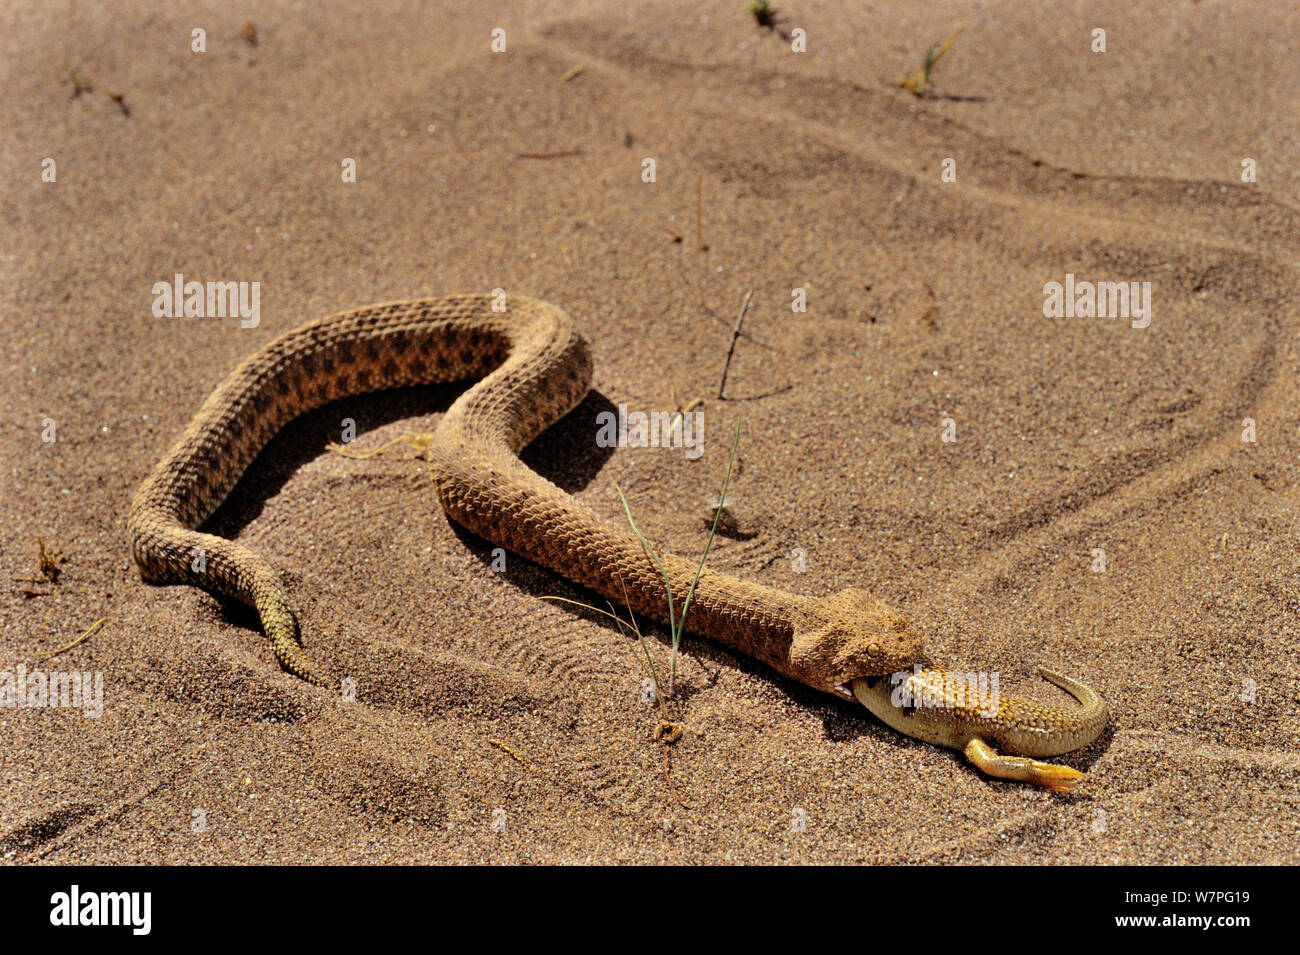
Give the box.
[128,295,1108,790]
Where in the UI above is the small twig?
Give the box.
[920,282,938,329]
[488,738,538,771]
[560,63,585,82]
[707,314,775,350]
[722,383,796,402]
[696,173,707,252]
[70,71,94,98]
[671,396,703,419]
[327,432,435,459]
[717,289,754,400]
[35,617,106,660]
[14,536,66,584]
[516,149,585,160]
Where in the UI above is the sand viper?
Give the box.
[128,295,1107,790]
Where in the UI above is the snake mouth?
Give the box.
[834,672,890,699]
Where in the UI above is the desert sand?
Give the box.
[2,0,1298,864]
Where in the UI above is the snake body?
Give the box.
[128,295,1107,789]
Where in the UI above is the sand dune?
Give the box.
[3,0,1298,863]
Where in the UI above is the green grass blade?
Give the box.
[615,484,678,637]
[678,415,741,637]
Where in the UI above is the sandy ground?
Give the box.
[2,0,1299,864]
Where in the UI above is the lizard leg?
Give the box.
[963,738,1085,793]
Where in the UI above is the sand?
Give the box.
[2,0,1298,864]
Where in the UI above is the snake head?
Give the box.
[787,586,926,694]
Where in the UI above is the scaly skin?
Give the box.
[129,294,1108,787]
[851,666,1109,791]
[128,296,922,692]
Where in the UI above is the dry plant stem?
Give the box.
[516,149,585,159]
[717,289,754,399]
[898,26,963,96]
[15,536,66,584]
[538,591,669,719]
[488,738,537,771]
[35,617,106,660]
[696,172,705,252]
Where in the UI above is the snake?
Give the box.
[127,294,1108,791]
